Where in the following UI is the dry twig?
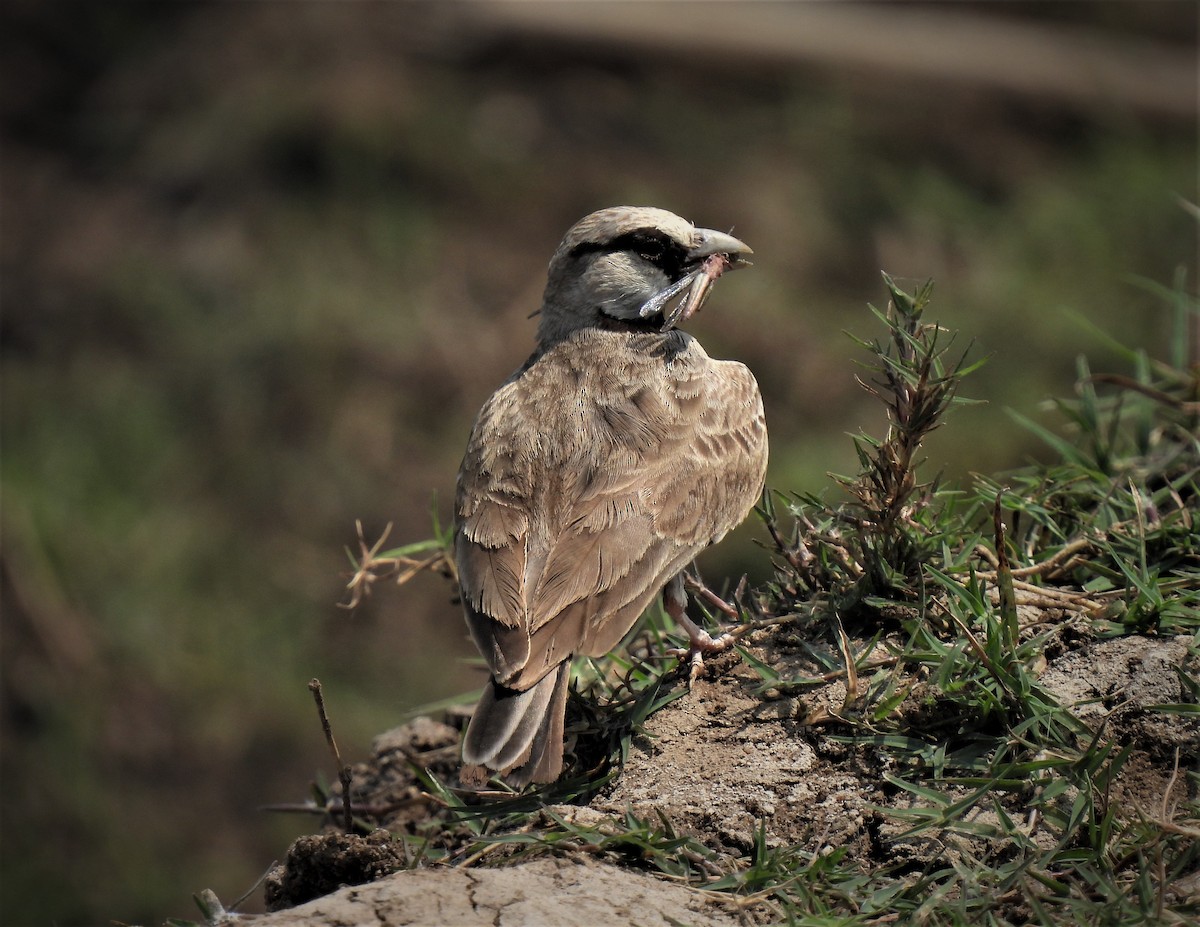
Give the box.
[342,520,455,609]
[309,678,354,832]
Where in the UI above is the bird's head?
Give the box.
[536,206,752,346]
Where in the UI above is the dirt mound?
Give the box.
[253,855,739,927]
[246,615,1198,925]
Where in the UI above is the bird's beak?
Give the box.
[641,228,753,329]
[688,228,754,265]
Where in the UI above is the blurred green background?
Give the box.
[1,2,1195,923]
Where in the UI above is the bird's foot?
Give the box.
[666,623,748,684]
[664,573,748,684]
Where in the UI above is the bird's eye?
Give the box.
[636,237,665,262]
[599,230,685,279]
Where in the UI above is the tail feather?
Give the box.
[519,668,568,786]
[462,662,570,786]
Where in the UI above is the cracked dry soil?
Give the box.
[246,616,1198,926]
[256,855,739,927]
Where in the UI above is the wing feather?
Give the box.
[531,514,653,629]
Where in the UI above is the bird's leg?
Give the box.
[663,573,745,683]
[683,571,741,619]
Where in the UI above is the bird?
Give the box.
[454,206,768,786]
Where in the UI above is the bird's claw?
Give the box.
[667,625,747,684]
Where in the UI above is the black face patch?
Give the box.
[570,228,691,282]
[596,309,667,334]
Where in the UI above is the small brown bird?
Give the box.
[455,206,768,786]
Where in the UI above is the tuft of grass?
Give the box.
[342,499,458,610]
[738,269,1200,925]
[761,273,987,619]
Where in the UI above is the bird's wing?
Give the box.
[455,380,537,681]
[643,357,769,549]
[456,336,767,689]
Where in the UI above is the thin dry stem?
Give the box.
[309,678,354,832]
[342,520,455,609]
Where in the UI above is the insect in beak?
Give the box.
[639,253,747,331]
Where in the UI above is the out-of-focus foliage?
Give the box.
[1,2,1194,923]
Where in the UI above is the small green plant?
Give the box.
[467,807,721,879]
[737,270,1200,925]
[764,273,986,617]
[986,282,1199,638]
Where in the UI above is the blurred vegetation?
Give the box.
[1,2,1195,924]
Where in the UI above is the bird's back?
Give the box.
[455,327,766,689]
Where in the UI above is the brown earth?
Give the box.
[241,612,1199,926]
[254,855,741,927]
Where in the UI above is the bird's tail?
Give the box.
[461,662,570,787]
